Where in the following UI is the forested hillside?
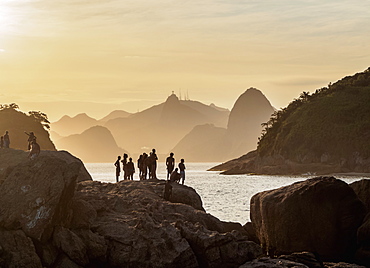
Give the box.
[257,68,370,162]
[211,68,370,174]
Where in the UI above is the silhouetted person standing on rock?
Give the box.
[137,154,143,179]
[126,157,135,180]
[3,131,10,148]
[179,159,186,185]
[150,148,158,179]
[0,136,3,149]
[121,153,128,180]
[114,156,121,182]
[166,152,175,180]
[147,152,153,179]
[141,153,148,180]
[164,180,172,201]
[28,140,40,160]
[25,131,37,150]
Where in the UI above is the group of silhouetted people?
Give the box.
[0,130,40,159]
[114,149,158,182]
[114,150,186,185]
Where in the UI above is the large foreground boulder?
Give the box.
[350,180,370,265]
[0,150,86,241]
[350,180,370,212]
[250,177,366,262]
[0,149,88,267]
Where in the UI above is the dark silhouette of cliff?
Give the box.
[55,125,126,163]
[0,105,56,151]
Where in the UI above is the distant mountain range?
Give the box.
[51,90,275,163]
[51,110,131,136]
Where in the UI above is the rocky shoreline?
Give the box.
[0,150,369,267]
[209,150,370,176]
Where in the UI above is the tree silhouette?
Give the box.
[28,111,50,130]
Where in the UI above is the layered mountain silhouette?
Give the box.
[55,126,125,163]
[172,88,275,162]
[50,90,275,162]
[98,110,131,123]
[103,94,230,157]
[51,113,99,136]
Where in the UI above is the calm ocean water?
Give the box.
[85,162,367,224]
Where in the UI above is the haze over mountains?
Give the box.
[51,89,275,163]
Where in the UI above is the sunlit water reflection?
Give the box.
[85,162,367,224]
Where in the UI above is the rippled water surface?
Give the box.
[85,162,367,224]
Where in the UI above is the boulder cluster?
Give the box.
[0,149,369,268]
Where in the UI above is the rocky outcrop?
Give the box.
[0,149,261,267]
[0,150,90,267]
[0,229,43,268]
[0,150,89,241]
[240,257,309,268]
[250,177,366,262]
[70,180,262,267]
[349,180,370,265]
[350,180,370,212]
[356,214,370,266]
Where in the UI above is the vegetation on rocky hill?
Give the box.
[0,104,56,150]
[257,68,370,162]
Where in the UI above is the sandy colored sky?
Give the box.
[0,0,369,121]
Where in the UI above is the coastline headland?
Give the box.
[210,150,370,176]
[0,149,369,267]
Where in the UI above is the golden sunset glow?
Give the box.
[0,0,370,121]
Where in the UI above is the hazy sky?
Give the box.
[1,0,369,121]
